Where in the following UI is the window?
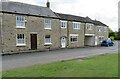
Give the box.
[98,26,102,32]
[45,35,52,44]
[73,22,80,29]
[104,27,107,32]
[86,23,93,30]
[44,19,51,29]
[99,36,104,43]
[16,16,25,28]
[61,20,67,28]
[70,34,79,43]
[16,34,26,46]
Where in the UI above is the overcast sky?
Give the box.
[9,0,119,31]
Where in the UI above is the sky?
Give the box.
[9,0,119,31]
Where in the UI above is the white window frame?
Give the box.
[16,16,25,28]
[16,34,26,46]
[44,35,52,45]
[60,20,67,28]
[98,26,102,32]
[104,27,107,32]
[73,22,80,29]
[86,23,93,30]
[44,18,51,30]
[70,34,79,43]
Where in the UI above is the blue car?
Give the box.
[101,40,114,47]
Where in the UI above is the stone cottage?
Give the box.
[0,1,108,54]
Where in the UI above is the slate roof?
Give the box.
[93,20,108,27]
[56,13,86,23]
[84,17,93,23]
[1,1,108,27]
[56,13,108,26]
[1,1,58,18]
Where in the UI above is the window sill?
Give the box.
[16,44,26,47]
[16,27,26,29]
[44,28,52,30]
[44,43,52,45]
[73,28,80,30]
[70,42,78,43]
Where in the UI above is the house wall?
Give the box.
[68,21,84,48]
[0,13,2,53]
[84,23,95,46]
[1,13,108,54]
[85,24,95,34]
[2,13,60,53]
[95,25,108,45]
[60,22,68,48]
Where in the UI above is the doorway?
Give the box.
[95,36,98,46]
[61,37,66,48]
[30,34,37,50]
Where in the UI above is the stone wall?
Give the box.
[2,13,61,53]
[68,21,85,48]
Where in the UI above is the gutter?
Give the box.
[0,11,60,19]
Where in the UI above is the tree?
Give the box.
[108,28,115,38]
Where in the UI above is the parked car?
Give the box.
[101,40,114,47]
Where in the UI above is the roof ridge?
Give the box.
[2,1,47,8]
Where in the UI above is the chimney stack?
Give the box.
[46,0,50,8]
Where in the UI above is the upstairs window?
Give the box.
[45,35,52,45]
[16,16,25,28]
[86,23,93,30]
[61,20,67,28]
[98,26,102,32]
[44,19,51,29]
[16,34,26,46]
[104,27,107,32]
[73,22,80,29]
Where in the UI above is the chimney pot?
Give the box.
[46,0,50,8]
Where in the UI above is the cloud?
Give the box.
[9,0,119,31]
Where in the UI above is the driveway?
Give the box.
[1,41,119,71]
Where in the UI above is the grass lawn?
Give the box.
[0,72,2,78]
[2,54,118,77]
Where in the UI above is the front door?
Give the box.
[95,36,98,46]
[61,37,66,48]
[31,34,37,50]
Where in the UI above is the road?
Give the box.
[1,41,119,71]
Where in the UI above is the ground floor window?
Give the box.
[70,34,79,43]
[16,34,26,46]
[99,36,104,43]
[45,35,52,45]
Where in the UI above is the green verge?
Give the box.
[0,72,2,78]
[2,54,118,77]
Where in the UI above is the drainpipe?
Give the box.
[67,21,69,48]
[84,23,86,47]
[60,20,61,48]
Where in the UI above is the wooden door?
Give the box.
[31,34,37,50]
